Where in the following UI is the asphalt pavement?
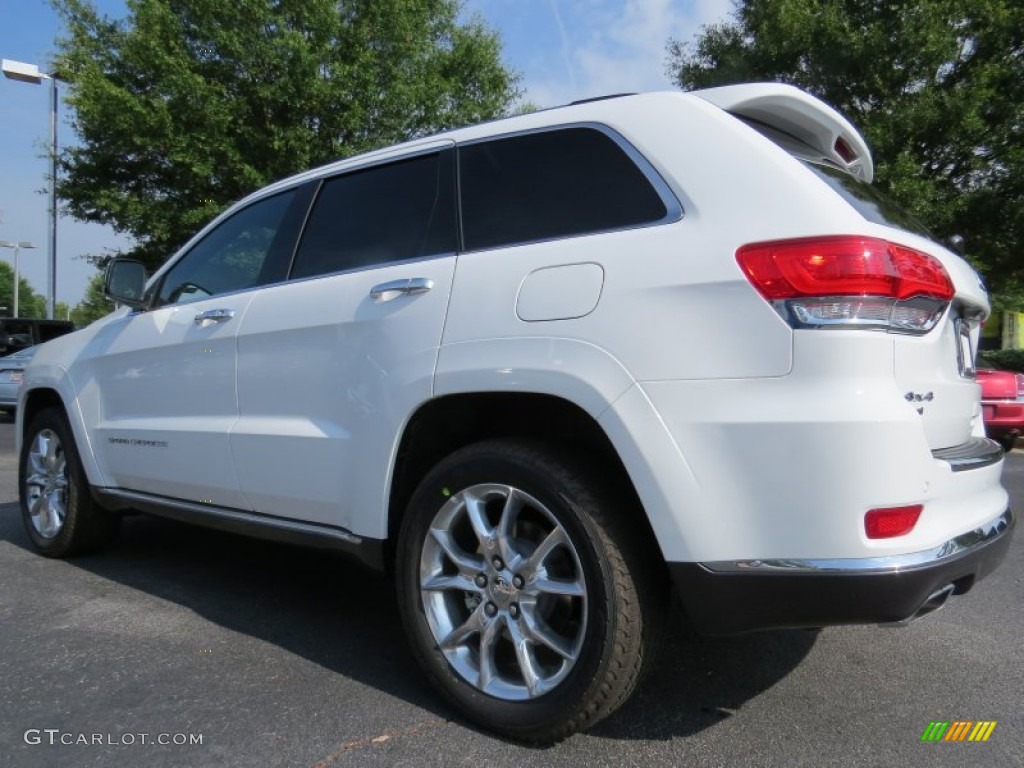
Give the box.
[0,414,1021,767]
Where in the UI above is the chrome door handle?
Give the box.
[370,278,434,301]
[194,308,235,327]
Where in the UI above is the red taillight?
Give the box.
[864,505,923,539]
[1017,374,1024,399]
[736,237,953,301]
[737,237,953,334]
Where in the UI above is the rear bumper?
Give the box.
[670,508,1014,635]
[981,399,1024,435]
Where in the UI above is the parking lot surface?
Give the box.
[0,415,1021,767]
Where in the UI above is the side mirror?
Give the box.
[104,258,148,308]
[946,234,966,256]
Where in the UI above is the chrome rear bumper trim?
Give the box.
[932,437,1004,472]
[702,508,1013,574]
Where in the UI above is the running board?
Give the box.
[92,487,384,570]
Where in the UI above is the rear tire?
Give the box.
[396,439,665,742]
[19,407,120,557]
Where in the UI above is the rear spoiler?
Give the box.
[693,83,874,183]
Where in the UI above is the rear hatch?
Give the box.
[803,162,987,450]
[699,83,988,451]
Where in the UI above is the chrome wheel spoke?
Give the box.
[28,493,46,525]
[46,495,64,536]
[43,433,60,470]
[495,488,524,566]
[520,610,575,660]
[422,572,478,593]
[478,614,503,690]
[439,604,486,651]
[28,452,47,477]
[507,619,542,697]
[429,528,484,574]
[533,576,585,597]
[462,488,494,549]
[521,526,569,577]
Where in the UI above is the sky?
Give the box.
[0,0,731,307]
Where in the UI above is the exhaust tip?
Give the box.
[883,584,955,628]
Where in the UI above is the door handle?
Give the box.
[194,308,236,327]
[370,278,434,302]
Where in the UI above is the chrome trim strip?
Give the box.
[932,437,1004,472]
[97,488,362,546]
[702,508,1013,574]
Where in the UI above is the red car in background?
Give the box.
[977,360,1024,451]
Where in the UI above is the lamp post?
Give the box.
[3,58,59,319]
[0,241,37,317]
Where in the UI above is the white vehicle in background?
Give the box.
[17,83,1014,741]
[0,345,37,415]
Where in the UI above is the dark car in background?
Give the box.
[0,319,74,357]
[978,360,1024,452]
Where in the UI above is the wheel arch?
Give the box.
[19,385,105,488]
[20,387,66,433]
[385,392,664,571]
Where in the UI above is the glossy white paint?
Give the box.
[231,256,456,536]
[67,296,252,508]
[694,83,875,181]
[18,83,1004,572]
[516,263,604,321]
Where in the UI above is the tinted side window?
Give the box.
[460,127,669,251]
[291,150,456,279]
[157,189,298,306]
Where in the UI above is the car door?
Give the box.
[231,144,457,537]
[79,187,310,508]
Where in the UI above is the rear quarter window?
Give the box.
[459,127,672,251]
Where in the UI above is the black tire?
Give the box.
[19,407,120,557]
[396,439,665,742]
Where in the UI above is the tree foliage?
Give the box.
[0,262,47,319]
[54,0,521,270]
[667,0,1024,299]
[70,272,113,326]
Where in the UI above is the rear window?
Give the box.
[804,162,932,238]
[459,127,670,251]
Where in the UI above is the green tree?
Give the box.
[70,273,114,327]
[0,262,47,318]
[667,0,1024,299]
[54,0,521,271]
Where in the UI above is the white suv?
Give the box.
[18,84,1014,741]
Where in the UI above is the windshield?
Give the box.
[804,162,932,238]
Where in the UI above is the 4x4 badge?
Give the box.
[905,392,934,403]
[905,391,934,415]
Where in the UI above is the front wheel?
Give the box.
[396,439,664,742]
[19,407,120,557]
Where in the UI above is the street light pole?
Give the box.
[0,241,36,317]
[48,75,58,320]
[3,58,60,319]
